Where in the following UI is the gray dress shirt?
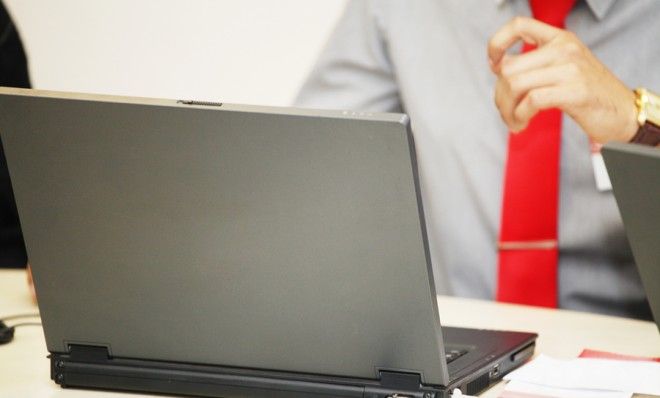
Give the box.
[295,0,660,319]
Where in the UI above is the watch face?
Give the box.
[646,91,660,127]
[635,88,660,127]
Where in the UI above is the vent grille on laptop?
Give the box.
[465,372,490,395]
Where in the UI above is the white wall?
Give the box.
[4,0,347,106]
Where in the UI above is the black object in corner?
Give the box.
[0,321,15,344]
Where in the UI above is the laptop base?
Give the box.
[50,329,536,398]
[52,345,443,398]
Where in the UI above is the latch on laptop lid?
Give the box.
[177,99,223,107]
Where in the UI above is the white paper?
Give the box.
[504,355,660,396]
[591,152,612,192]
[502,380,632,398]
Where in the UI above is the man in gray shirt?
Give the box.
[296,0,659,319]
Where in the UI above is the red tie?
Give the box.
[496,0,575,308]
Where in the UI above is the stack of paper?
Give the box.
[501,355,660,398]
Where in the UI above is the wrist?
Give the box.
[619,89,639,143]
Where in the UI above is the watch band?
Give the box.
[632,88,660,147]
[630,121,660,147]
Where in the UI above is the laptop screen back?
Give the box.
[0,88,450,385]
[603,142,660,332]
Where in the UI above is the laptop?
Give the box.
[0,87,536,397]
[602,142,660,333]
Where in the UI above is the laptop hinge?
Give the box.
[363,371,438,398]
[52,345,111,387]
[379,371,423,390]
[67,344,111,362]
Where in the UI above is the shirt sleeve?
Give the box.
[294,0,401,113]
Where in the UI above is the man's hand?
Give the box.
[488,17,638,143]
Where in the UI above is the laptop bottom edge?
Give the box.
[50,339,535,398]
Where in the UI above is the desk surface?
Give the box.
[1,269,658,398]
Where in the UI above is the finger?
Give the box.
[494,78,518,130]
[499,44,562,77]
[488,17,562,70]
[506,64,576,104]
[495,78,534,132]
[496,64,574,131]
[512,86,568,131]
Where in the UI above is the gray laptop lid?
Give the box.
[0,88,450,385]
[602,142,660,332]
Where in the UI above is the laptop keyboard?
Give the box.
[445,348,468,364]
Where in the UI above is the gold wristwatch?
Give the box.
[631,88,660,146]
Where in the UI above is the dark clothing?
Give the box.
[0,1,29,268]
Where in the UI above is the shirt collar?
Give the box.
[494,0,617,21]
